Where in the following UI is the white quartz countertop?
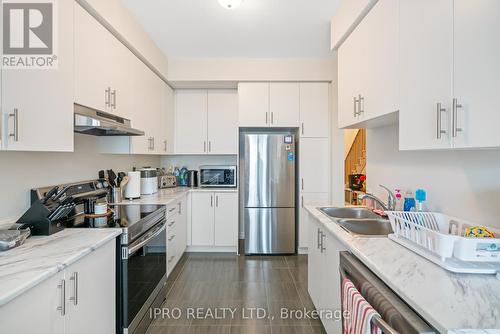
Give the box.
[117,187,237,206]
[0,228,121,307]
[305,206,500,333]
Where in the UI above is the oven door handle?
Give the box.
[128,222,166,256]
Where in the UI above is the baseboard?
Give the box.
[186,246,238,253]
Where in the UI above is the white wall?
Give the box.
[366,124,500,228]
[0,135,160,221]
[161,155,237,170]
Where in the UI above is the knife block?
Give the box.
[16,200,65,236]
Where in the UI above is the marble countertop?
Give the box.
[117,187,237,205]
[0,228,121,307]
[305,206,500,333]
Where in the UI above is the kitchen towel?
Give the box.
[342,278,383,334]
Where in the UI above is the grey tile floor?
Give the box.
[147,253,326,334]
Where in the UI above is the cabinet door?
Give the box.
[214,192,238,247]
[207,90,238,154]
[453,0,500,148]
[74,3,112,113]
[164,84,176,154]
[359,0,399,121]
[2,0,73,152]
[299,83,330,138]
[178,195,188,252]
[151,74,166,154]
[300,138,330,193]
[269,83,300,127]
[337,25,362,128]
[307,217,323,310]
[191,192,215,246]
[399,0,453,150]
[0,272,65,334]
[238,83,269,127]
[175,90,208,154]
[65,241,116,334]
[299,193,330,249]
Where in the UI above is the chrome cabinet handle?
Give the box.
[168,234,176,242]
[301,123,304,135]
[210,195,213,207]
[358,95,364,115]
[168,255,175,263]
[168,207,176,213]
[148,137,154,150]
[152,137,155,150]
[271,112,274,124]
[317,228,321,249]
[69,272,78,306]
[216,195,219,208]
[164,140,167,152]
[57,279,66,316]
[111,89,116,109]
[265,112,268,124]
[353,96,359,117]
[204,141,206,152]
[436,103,447,139]
[168,220,175,227]
[452,98,463,137]
[208,141,211,153]
[320,231,326,253]
[9,109,19,142]
[301,195,304,208]
[301,178,304,191]
[105,87,111,107]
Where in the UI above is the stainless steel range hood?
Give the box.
[74,104,144,136]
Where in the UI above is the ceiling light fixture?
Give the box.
[218,0,243,10]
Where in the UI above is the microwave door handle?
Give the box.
[128,222,166,256]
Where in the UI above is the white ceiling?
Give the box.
[121,0,341,58]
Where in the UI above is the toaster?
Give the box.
[158,175,177,188]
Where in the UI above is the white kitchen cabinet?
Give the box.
[300,138,330,193]
[191,192,215,246]
[65,240,115,334]
[167,195,188,276]
[164,84,176,154]
[307,214,345,334]
[207,90,238,154]
[238,83,269,127]
[299,193,330,249]
[452,0,500,149]
[269,83,300,127]
[75,3,135,119]
[1,0,73,152]
[0,271,65,334]
[338,24,363,129]
[191,191,238,248]
[0,240,115,334]
[337,0,399,129]
[399,0,453,151]
[214,192,238,247]
[175,90,208,154]
[299,83,330,138]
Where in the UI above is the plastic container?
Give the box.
[403,191,415,212]
[386,211,500,262]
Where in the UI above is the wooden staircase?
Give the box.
[345,129,366,184]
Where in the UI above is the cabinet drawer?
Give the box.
[166,202,179,219]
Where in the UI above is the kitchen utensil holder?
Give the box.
[16,200,65,235]
[387,211,500,263]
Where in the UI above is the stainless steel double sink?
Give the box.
[319,207,393,237]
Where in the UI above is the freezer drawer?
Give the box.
[244,208,295,254]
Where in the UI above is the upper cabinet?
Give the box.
[1,0,74,152]
[299,83,330,138]
[74,4,135,119]
[175,90,238,155]
[337,0,399,129]
[269,83,300,127]
[399,0,500,150]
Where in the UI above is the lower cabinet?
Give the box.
[0,240,116,334]
[307,214,346,333]
[166,195,188,276]
[299,193,330,249]
[191,192,238,248]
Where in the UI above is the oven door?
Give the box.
[199,166,236,187]
[121,221,167,334]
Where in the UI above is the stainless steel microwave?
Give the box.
[199,165,237,188]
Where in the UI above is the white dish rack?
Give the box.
[386,211,500,274]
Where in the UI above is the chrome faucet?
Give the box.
[358,184,396,211]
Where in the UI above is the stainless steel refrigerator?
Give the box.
[240,130,297,254]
